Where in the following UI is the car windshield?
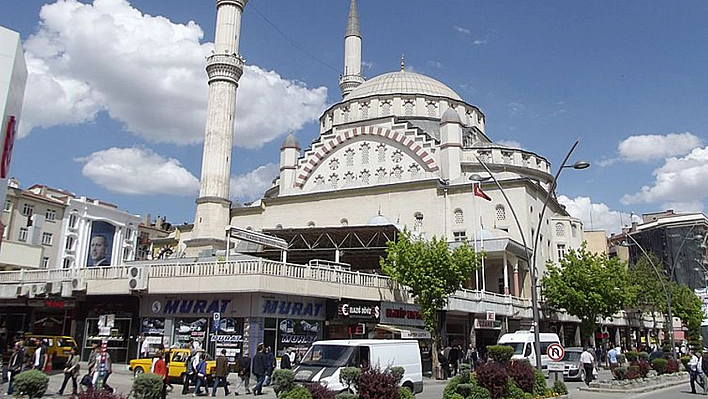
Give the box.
[562,351,582,362]
[299,345,355,367]
[500,343,525,355]
[57,338,77,348]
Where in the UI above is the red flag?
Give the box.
[473,183,491,201]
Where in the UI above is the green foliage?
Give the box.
[507,360,534,393]
[532,369,546,397]
[542,243,634,340]
[13,370,48,399]
[280,385,313,399]
[339,367,361,392]
[468,384,493,399]
[487,346,515,364]
[78,389,128,399]
[398,386,414,399]
[456,383,477,397]
[475,362,508,399]
[680,355,692,371]
[628,254,667,315]
[390,367,404,382]
[552,380,568,395]
[625,351,639,362]
[450,394,465,399]
[132,373,163,399]
[612,366,628,380]
[638,351,650,361]
[443,375,465,399]
[671,284,705,348]
[272,369,296,396]
[381,229,482,334]
[334,394,357,399]
[505,378,526,399]
[651,358,668,374]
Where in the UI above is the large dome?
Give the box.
[345,71,462,101]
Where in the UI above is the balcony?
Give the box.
[0,241,44,270]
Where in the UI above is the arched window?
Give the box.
[555,222,565,237]
[414,212,424,230]
[454,209,464,224]
[495,205,506,221]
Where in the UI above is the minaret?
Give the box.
[186,0,248,255]
[338,0,364,98]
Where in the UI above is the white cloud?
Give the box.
[361,60,374,70]
[454,26,471,35]
[618,132,702,162]
[496,139,523,149]
[230,163,279,203]
[558,195,640,235]
[621,147,708,210]
[428,61,444,69]
[77,147,199,195]
[20,0,328,148]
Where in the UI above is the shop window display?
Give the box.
[174,318,208,349]
[83,317,131,363]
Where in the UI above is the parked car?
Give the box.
[560,347,598,382]
[128,348,216,384]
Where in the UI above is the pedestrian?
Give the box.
[580,347,595,387]
[702,353,708,396]
[252,344,268,396]
[153,350,168,399]
[438,350,450,379]
[32,338,49,372]
[58,347,80,396]
[193,352,209,396]
[140,336,150,358]
[212,349,231,396]
[607,346,619,370]
[280,348,292,370]
[7,341,24,395]
[233,353,251,395]
[182,350,196,395]
[689,350,701,394]
[264,346,275,386]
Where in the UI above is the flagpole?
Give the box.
[472,182,479,290]
[480,214,486,292]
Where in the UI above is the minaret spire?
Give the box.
[339,0,365,98]
[186,0,248,255]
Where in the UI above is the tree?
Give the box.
[380,230,482,378]
[541,243,634,344]
[627,253,669,332]
[669,283,704,350]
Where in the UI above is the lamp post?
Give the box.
[471,140,589,370]
[623,234,678,359]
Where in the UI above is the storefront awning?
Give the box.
[376,324,431,339]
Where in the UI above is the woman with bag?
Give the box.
[58,348,80,396]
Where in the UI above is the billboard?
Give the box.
[88,221,115,267]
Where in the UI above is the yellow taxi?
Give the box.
[23,335,78,368]
[128,348,217,384]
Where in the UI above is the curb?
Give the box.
[579,376,688,394]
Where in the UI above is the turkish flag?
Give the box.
[473,183,492,201]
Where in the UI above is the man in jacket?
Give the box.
[689,350,702,394]
[233,353,251,395]
[252,344,268,396]
[7,341,24,395]
[58,347,80,395]
[212,349,230,396]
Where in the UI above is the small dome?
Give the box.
[368,214,391,225]
[280,133,300,150]
[441,108,461,124]
[345,71,462,101]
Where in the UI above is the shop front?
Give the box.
[326,299,380,340]
[473,314,502,356]
[378,302,432,375]
[78,296,140,363]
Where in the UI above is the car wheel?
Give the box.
[134,366,145,378]
[402,382,414,393]
[579,369,585,382]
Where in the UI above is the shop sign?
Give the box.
[474,318,502,330]
[338,302,380,319]
[211,334,243,343]
[152,299,231,315]
[142,317,165,335]
[29,299,75,309]
[379,302,424,327]
[262,300,323,318]
[280,334,318,345]
[401,330,431,339]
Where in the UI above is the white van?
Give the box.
[497,330,561,371]
[293,339,423,394]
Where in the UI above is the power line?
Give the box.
[250,2,341,75]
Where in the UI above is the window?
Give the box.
[22,203,34,216]
[126,228,133,240]
[65,236,75,251]
[557,244,567,259]
[42,257,50,268]
[62,258,72,269]
[414,212,424,231]
[45,209,57,221]
[123,247,132,261]
[404,100,414,116]
[453,231,467,242]
[19,227,28,242]
[571,224,578,238]
[454,209,464,224]
[376,143,387,163]
[495,205,506,221]
[555,223,565,237]
[340,218,349,226]
[360,143,370,164]
[42,232,53,246]
[69,213,78,229]
[4,200,11,212]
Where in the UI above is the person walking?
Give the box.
[182,350,196,395]
[580,347,595,387]
[32,338,49,372]
[58,347,80,396]
[264,346,275,386]
[233,353,251,395]
[252,344,268,396]
[280,349,292,370]
[193,352,209,396]
[212,349,230,396]
[689,350,702,394]
[702,353,708,395]
[7,341,25,395]
[153,350,168,399]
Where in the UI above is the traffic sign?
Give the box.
[547,343,565,362]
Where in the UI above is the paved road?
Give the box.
[6,364,695,399]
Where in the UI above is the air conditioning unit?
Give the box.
[128,266,147,291]
[35,283,48,296]
[16,285,30,297]
[61,281,73,298]
[48,281,62,295]
[71,277,86,291]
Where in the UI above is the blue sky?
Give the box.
[2,0,708,234]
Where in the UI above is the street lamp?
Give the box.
[622,234,676,359]
[471,140,589,371]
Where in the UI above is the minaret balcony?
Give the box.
[206,53,245,84]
